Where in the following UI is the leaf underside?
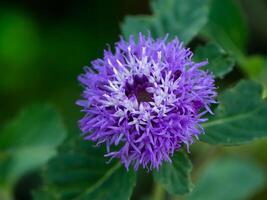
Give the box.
[0,104,67,186]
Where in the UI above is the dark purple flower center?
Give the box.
[125,75,153,102]
[173,70,182,80]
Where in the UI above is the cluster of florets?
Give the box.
[77,33,216,171]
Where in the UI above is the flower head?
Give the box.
[77,33,217,171]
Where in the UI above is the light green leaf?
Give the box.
[0,104,67,187]
[242,55,265,79]
[201,80,267,144]
[202,0,248,63]
[153,151,193,195]
[121,0,210,44]
[194,43,235,78]
[33,139,136,200]
[242,56,267,98]
[188,157,266,200]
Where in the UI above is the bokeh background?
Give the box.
[0,0,267,199]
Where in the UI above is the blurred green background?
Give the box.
[0,0,149,126]
[0,0,267,200]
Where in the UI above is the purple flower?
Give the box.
[77,33,217,171]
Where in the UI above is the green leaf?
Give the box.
[201,80,267,145]
[188,157,266,200]
[0,104,67,187]
[34,139,136,200]
[194,43,235,78]
[121,0,210,44]
[202,0,248,63]
[121,16,155,40]
[153,151,193,195]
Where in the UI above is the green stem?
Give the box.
[0,186,13,200]
[153,183,165,200]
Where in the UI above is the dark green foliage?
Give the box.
[202,0,248,63]
[153,151,193,195]
[33,139,136,200]
[121,0,210,44]
[194,43,235,78]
